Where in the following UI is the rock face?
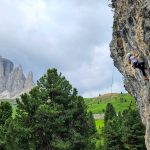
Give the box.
[0,56,34,98]
[110,0,150,149]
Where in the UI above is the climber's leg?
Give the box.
[135,62,149,80]
[139,62,150,75]
[138,62,147,76]
[139,62,146,69]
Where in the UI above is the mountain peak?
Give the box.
[24,71,34,90]
[0,56,34,98]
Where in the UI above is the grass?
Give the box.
[12,107,17,118]
[95,119,104,148]
[84,93,136,114]
[95,120,104,131]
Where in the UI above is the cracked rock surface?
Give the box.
[0,56,34,98]
[110,0,150,149]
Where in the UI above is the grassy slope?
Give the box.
[85,93,136,136]
[85,93,136,148]
[84,93,136,114]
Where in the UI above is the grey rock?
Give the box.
[0,77,6,93]
[110,0,150,149]
[11,65,26,95]
[24,71,34,90]
[0,56,14,92]
[0,56,5,77]
[0,56,14,77]
[0,56,34,98]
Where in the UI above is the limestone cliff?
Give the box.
[0,56,34,98]
[110,0,150,149]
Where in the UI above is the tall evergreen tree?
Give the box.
[4,68,96,150]
[0,102,12,150]
[0,102,12,125]
[104,103,116,125]
[122,109,146,150]
[87,111,96,135]
[104,104,124,150]
[103,105,146,150]
[104,115,125,150]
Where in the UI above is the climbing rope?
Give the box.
[110,64,115,99]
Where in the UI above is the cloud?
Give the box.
[0,0,125,97]
[82,82,125,98]
[64,44,125,97]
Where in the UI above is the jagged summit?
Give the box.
[0,56,34,98]
[110,0,150,149]
[24,71,34,90]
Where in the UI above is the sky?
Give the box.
[0,0,126,97]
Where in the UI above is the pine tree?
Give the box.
[122,109,146,150]
[104,120,124,150]
[104,103,116,125]
[0,102,12,125]
[104,104,124,150]
[86,111,97,150]
[87,111,97,135]
[103,107,146,150]
[0,102,12,150]
[4,68,96,150]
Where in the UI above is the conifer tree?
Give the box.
[0,102,12,150]
[0,102,12,125]
[87,111,97,135]
[4,68,96,150]
[104,103,116,125]
[103,106,146,150]
[122,110,146,150]
[104,120,125,150]
[104,104,124,150]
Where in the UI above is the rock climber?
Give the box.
[126,52,149,80]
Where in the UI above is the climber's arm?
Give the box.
[135,53,139,58]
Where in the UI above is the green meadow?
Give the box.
[95,119,104,131]
[84,93,136,114]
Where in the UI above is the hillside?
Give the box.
[84,93,136,114]
[84,93,137,149]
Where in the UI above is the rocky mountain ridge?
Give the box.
[0,56,34,98]
[110,0,150,149]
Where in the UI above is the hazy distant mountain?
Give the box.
[0,56,34,98]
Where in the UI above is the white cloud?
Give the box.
[0,0,126,97]
[20,0,48,27]
[83,81,125,98]
[63,44,126,97]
